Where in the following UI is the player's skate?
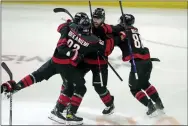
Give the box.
[155,97,164,110]
[48,102,66,124]
[102,103,115,115]
[66,107,83,125]
[48,107,66,124]
[155,97,165,115]
[146,99,157,117]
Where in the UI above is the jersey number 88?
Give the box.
[132,34,144,49]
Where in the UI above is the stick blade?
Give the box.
[53,8,66,13]
[1,62,13,80]
[151,58,161,62]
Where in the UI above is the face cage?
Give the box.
[79,25,91,35]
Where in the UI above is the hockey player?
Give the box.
[117,14,164,116]
[1,13,110,125]
[83,8,118,115]
[81,8,127,115]
[53,8,126,119]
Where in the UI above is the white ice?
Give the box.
[1,4,187,125]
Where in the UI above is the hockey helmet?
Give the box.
[77,15,91,35]
[74,12,89,25]
[119,14,135,26]
[92,8,105,26]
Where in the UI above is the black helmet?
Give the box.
[119,14,135,26]
[92,8,105,20]
[74,12,88,24]
[77,15,91,35]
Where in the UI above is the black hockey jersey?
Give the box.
[52,22,105,66]
[117,26,150,62]
[84,23,124,65]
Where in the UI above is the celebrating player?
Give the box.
[118,14,164,116]
[1,13,111,125]
[52,8,126,121]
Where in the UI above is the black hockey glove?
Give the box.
[1,80,23,94]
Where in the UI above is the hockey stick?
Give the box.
[89,0,123,82]
[88,0,93,22]
[119,0,138,80]
[97,53,104,87]
[151,58,160,62]
[99,53,123,81]
[88,0,104,86]
[53,8,74,20]
[1,62,13,126]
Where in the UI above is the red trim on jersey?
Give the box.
[57,38,67,47]
[102,24,113,34]
[102,24,107,33]
[110,38,114,53]
[24,75,33,86]
[122,53,150,61]
[106,24,112,33]
[84,58,107,64]
[21,78,28,87]
[52,57,78,66]
[57,23,66,32]
[21,75,33,87]
[105,38,114,56]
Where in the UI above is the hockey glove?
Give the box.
[119,31,127,40]
[1,80,23,94]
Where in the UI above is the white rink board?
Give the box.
[1,4,187,125]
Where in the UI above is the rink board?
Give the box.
[2,1,187,9]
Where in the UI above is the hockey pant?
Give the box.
[17,59,87,113]
[129,59,160,106]
[59,63,114,108]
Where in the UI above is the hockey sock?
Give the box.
[145,85,159,102]
[58,94,71,108]
[135,91,149,107]
[56,101,66,112]
[70,95,83,113]
[100,92,113,107]
[18,75,34,88]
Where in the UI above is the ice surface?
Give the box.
[1,4,187,125]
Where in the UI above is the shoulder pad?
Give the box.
[69,22,77,28]
[57,23,68,33]
[101,23,112,33]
